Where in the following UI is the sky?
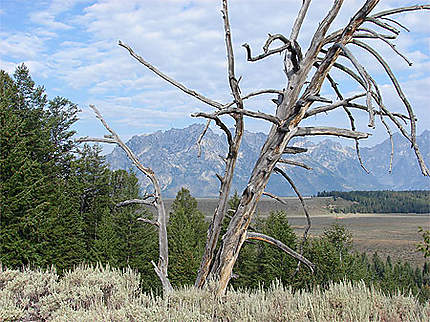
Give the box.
[1,0,429,153]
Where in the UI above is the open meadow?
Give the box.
[160,197,430,266]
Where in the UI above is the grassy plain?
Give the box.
[161,197,430,266]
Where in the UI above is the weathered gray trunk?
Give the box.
[153,183,173,293]
[210,126,297,294]
[194,126,243,288]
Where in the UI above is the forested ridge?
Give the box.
[317,190,430,213]
[1,67,429,305]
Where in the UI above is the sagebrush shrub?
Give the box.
[0,264,428,321]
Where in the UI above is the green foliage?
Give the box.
[0,65,80,269]
[417,227,430,259]
[168,188,208,287]
[318,190,430,213]
[0,66,156,286]
[297,224,360,289]
[232,211,297,289]
[1,265,428,321]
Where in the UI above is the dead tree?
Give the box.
[80,0,429,296]
[77,105,173,294]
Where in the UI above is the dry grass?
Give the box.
[1,264,429,321]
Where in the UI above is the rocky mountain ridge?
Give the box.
[106,124,430,197]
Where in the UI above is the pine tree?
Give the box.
[0,66,63,267]
[167,188,208,287]
[258,211,297,286]
[1,66,82,270]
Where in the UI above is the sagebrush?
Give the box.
[1,264,428,321]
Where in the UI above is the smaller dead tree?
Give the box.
[78,105,173,294]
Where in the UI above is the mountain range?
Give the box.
[106,124,430,197]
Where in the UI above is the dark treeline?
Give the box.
[1,66,161,290]
[317,190,430,213]
[1,67,429,302]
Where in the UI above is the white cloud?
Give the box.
[1,0,428,148]
[30,11,73,30]
[0,32,46,59]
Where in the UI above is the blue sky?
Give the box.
[1,0,429,153]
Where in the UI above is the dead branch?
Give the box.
[283,147,308,154]
[290,0,312,42]
[116,199,155,208]
[303,0,345,64]
[242,42,290,62]
[379,114,394,173]
[307,95,332,103]
[365,17,400,35]
[193,108,281,126]
[294,126,370,140]
[351,39,430,176]
[304,93,366,118]
[336,44,375,127]
[262,192,289,206]
[351,40,415,136]
[216,173,224,183]
[370,5,430,19]
[195,0,246,288]
[196,120,211,158]
[246,231,315,272]
[353,32,396,40]
[347,103,411,123]
[76,136,116,144]
[151,260,172,292]
[379,17,410,32]
[137,218,159,228]
[118,40,223,110]
[223,89,283,108]
[358,27,412,65]
[221,0,243,109]
[277,159,312,170]
[116,199,154,207]
[322,71,370,173]
[191,112,233,147]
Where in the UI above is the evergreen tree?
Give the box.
[0,66,78,268]
[70,144,112,261]
[258,211,297,285]
[233,211,297,289]
[167,188,208,287]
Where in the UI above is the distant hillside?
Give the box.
[318,190,430,213]
[106,125,430,197]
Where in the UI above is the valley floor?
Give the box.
[159,197,429,266]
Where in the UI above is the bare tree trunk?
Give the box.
[211,127,296,293]
[195,0,244,288]
[210,0,383,295]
